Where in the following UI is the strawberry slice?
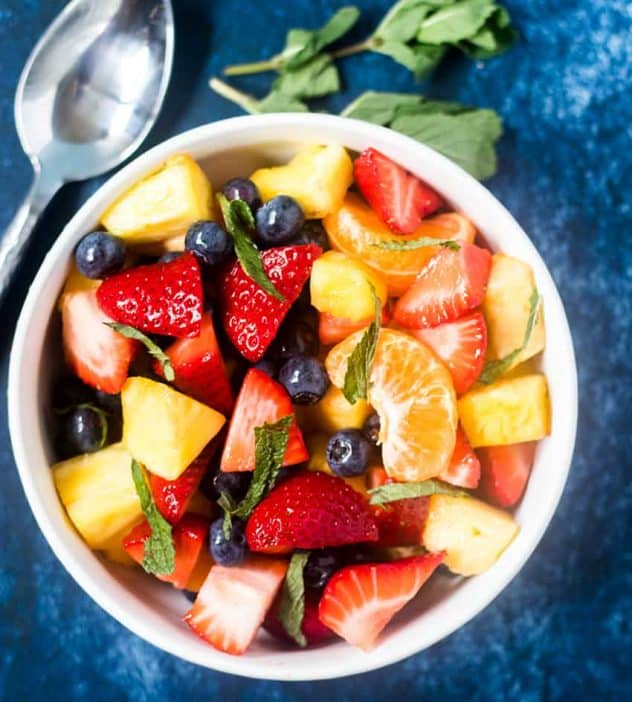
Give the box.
[318,306,390,346]
[439,425,481,489]
[478,442,537,507]
[220,244,321,362]
[246,471,378,554]
[220,368,308,472]
[123,513,210,589]
[354,147,444,234]
[97,252,203,337]
[319,553,444,650]
[61,288,137,393]
[412,312,487,395]
[394,243,492,329]
[184,555,288,655]
[263,590,335,647]
[149,454,211,525]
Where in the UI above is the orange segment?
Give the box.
[323,194,477,296]
[326,329,457,482]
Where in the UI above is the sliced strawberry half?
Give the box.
[439,425,481,489]
[220,368,308,472]
[318,306,390,346]
[184,555,288,655]
[412,311,487,395]
[123,513,210,589]
[221,244,321,362]
[394,243,492,329]
[97,252,203,337]
[149,453,211,525]
[354,147,444,234]
[263,590,335,647]
[478,442,537,507]
[61,288,137,394]
[319,553,444,651]
[246,471,378,554]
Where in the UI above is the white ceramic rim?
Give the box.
[8,114,578,680]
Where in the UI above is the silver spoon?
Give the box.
[0,0,174,301]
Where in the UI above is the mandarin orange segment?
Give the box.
[325,329,457,482]
[323,194,477,296]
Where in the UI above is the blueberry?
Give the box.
[185,220,233,266]
[222,177,262,210]
[271,320,318,360]
[304,549,342,589]
[254,358,277,378]
[278,355,329,405]
[208,471,251,502]
[256,195,305,246]
[209,517,247,566]
[286,221,330,250]
[61,406,107,456]
[158,251,182,264]
[363,413,381,445]
[94,390,122,414]
[326,429,371,477]
[74,231,126,279]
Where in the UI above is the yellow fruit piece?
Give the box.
[186,550,214,592]
[101,154,213,243]
[297,385,373,434]
[250,144,353,219]
[326,329,457,482]
[122,377,225,480]
[310,251,388,321]
[458,374,550,447]
[484,254,545,368]
[53,443,142,549]
[423,495,519,576]
[100,520,143,567]
[304,432,368,496]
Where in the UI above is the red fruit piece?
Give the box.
[184,555,288,655]
[61,288,137,394]
[394,243,492,329]
[478,442,537,507]
[97,252,203,338]
[263,590,335,647]
[123,513,210,589]
[246,471,378,554]
[220,368,308,472]
[149,454,211,525]
[319,553,444,651]
[354,147,444,234]
[318,306,390,346]
[412,311,487,395]
[220,244,321,362]
[439,425,481,489]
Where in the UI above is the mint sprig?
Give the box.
[105,322,174,382]
[374,237,460,251]
[278,551,311,647]
[369,479,469,504]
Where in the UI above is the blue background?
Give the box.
[1,0,630,699]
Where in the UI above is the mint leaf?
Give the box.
[374,0,437,43]
[273,54,340,99]
[460,6,517,58]
[217,492,236,540]
[130,460,175,576]
[105,322,174,381]
[416,0,496,44]
[369,479,469,504]
[374,40,446,78]
[374,237,460,251]
[341,91,426,125]
[254,91,310,113]
[278,551,310,647]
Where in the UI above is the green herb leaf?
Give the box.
[374,40,446,78]
[217,193,284,301]
[373,0,437,43]
[217,492,236,540]
[416,0,496,44]
[278,551,310,647]
[254,91,310,113]
[341,90,426,125]
[272,54,340,99]
[459,6,517,58]
[105,322,174,381]
[374,237,460,251]
[130,460,175,575]
[479,289,541,384]
[369,479,469,504]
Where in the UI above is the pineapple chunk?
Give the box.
[423,495,519,575]
[250,144,353,218]
[458,374,550,447]
[304,432,368,496]
[100,521,142,566]
[297,386,372,434]
[53,443,142,549]
[101,154,213,243]
[122,377,225,480]
[310,251,388,321]
[484,254,545,368]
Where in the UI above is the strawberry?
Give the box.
[220,368,308,472]
[123,513,210,589]
[318,553,444,650]
[184,555,288,655]
[246,471,378,554]
[263,590,335,647]
[61,288,137,393]
[412,312,487,395]
[394,243,492,329]
[354,147,444,234]
[149,454,211,525]
[318,306,390,346]
[220,244,321,362]
[156,312,234,415]
[478,441,537,507]
[97,252,203,337]
[439,425,481,489]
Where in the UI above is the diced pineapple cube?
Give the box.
[101,154,213,243]
[250,144,353,219]
[458,374,550,447]
[423,495,519,575]
[100,521,143,566]
[297,386,373,434]
[53,443,142,549]
[484,254,545,368]
[304,432,368,496]
[122,377,225,480]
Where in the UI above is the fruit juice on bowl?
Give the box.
[9,114,577,680]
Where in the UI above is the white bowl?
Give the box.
[8,114,577,680]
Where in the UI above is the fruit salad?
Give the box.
[50,143,550,655]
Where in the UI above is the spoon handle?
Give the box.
[0,168,62,303]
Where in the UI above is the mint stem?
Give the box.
[331,37,376,59]
[223,56,283,76]
[209,77,257,113]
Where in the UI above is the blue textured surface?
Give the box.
[1,0,631,699]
